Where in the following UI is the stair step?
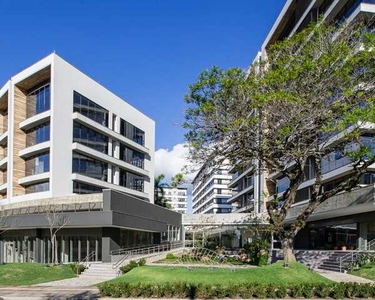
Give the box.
[318,266,344,272]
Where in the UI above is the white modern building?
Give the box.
[163,186,188,214]
[0,54,183,264]
[192,162,234,214]
[0,53,155,204]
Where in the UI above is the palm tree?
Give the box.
[171,173,184,188]
[154,174,169,207]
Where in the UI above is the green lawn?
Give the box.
[107,262,331,286]
[0,263,76,286]
[350,263,375,281]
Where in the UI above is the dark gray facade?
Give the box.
[0,190,182,263]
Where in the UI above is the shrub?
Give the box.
[276,285,287,298]
[98,281,375,299]
[138,258,146,266]
[302,284,314,299]
[166,253,176,260]
[243,239,270,266]
[289,285,303,298]
[258,251,269,266]
[315,284,331,298]
[69,263,85,275]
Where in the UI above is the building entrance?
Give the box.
[308,223,357,250]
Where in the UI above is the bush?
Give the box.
[98,281,375,298]
[243,239,270,266]
[166,253,176,260]
[138,258,146,266]
[119,259,146,274]
[70,263,86,275]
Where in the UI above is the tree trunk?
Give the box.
[51,237,55,265]
[281,236,296,263]
[55,235,58,264]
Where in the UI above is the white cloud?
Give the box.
[155,143,197,184]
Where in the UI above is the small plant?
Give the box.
[119,259,147,274]
[166,253,176,260]
[138,258,146,266]
[70,262,85,275]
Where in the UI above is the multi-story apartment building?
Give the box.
[163,186,188,214]
[192,163,234,214]
[229,0,375,250]
[0,53,182,263]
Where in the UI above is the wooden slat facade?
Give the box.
[13,86,27,196]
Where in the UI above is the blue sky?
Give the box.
[0,0,284,151]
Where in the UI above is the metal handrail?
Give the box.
[110,244,158,256]
[111,241,184,271]
[339,239,375,272]
[78,251,96,276]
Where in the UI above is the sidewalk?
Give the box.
[315,269,374,284]
[0,286,99,299]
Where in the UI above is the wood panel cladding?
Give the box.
[16,66,50,91]
[13,86,27,196]
[0,92,8,135]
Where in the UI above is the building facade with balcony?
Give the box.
[228,0,375,251]
[0,53,182,264]
[163,186,188,214]
[192,162,234,214]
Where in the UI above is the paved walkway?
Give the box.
[0,286,99,299]
[35,276,107,287]
[315,269,374,284]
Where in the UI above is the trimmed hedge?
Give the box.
[99,282,375,298]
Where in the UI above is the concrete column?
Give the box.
[87,238,90,259]
[95,238,99,261]
[359,222,368,249]
[70,238,73,262]
[108,112,113,130]
[102,227,121,263]
[78,239,81,262]
[107,164,113,184]
[27,239,31,263]
[114,167,120,185]
[17,239,20,263]
[0,240,3,264]
[61,237,65,263]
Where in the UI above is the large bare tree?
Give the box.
[184,20,375,262]
[45,205,70,264]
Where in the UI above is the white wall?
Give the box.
[52,54,155,202]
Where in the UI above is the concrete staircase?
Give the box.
[272,249,356,272]
[79,262,118,281]
[317,252,357,272]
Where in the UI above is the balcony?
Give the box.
[19,141,50,159]
[73,112,149,155]
[19,172,50,186]
[19,110,50,131]
[286,184,375,223]
[72,143,148,177]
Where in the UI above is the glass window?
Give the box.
[25,182,49,194]
[73,122,108,153]
[119,118,145,146]
[27,84,50,118]
[73,181,103,194]
[73,91,108,126]
[360,173,375,185]
[119,169,144,192]
[119,143,144,169]
[277,177,290,194]
[25,153,50,176]
[26,122,50,147]
[72,152,108,181]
